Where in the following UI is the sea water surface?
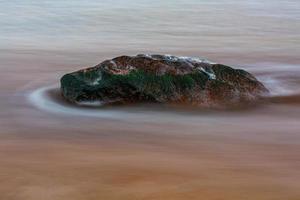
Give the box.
[0,1,300,199]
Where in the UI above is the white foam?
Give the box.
[28,85,124,119]
[27,86,184,123]
[139,54,216,65]
[246,63,300,97]
[258,75,295,96]
[109,60,117,67]
[162,54,215,65]
[76,100,104,107]
[199,67,216,80]
[90,76,102,85]
[178,56,216,65]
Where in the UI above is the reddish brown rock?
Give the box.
[61,54,268,107]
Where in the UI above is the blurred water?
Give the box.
[0,1,300,200]
[1,0,299,58]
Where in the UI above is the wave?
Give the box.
[27,62,300,118]
[248,63,300,96]
[27,85,181,121]
[28,85,127,119]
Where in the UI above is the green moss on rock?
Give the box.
[61,69,209,103]
[60,54,269,106]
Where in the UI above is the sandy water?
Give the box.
[0,1,300,199]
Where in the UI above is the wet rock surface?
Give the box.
[60,54,269,107]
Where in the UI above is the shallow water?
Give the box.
[0,1,300,199]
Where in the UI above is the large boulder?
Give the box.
[60,54,268,107]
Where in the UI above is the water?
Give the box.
[1,0,299,57]
[0,1,300,199]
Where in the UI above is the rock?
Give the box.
[60,54,268,107]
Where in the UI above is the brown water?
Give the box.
[1,1,300,199]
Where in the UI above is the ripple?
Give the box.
[251,63,300,97]
[27,69,300,121]
[27,86,196,121]
[27,85,133,119]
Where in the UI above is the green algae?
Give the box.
[61,69,210,102]
[96,70,208,93]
